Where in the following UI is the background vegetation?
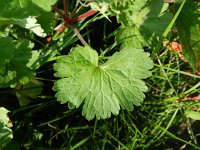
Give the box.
[0,0,200,149]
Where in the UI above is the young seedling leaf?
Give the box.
[53,46,153,120]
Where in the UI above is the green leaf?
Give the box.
[176,1,200,71]
[0,25,10,37]
[0,107,13,149]
[16,79,43,106]
[16,16,47,37]
[0,37,37,88]
[37,11,54,35]
[0,0,57,19]
[31,0,57,12]
[0,0,57,36]
[110,0,147,27]
[53,46,153,120]
[69,136,91,150]
[115,26,146,49]
[110,0,172,48]
[185,110,200,120]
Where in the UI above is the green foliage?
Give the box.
[175,0,200,71]
[185,110,200,120]
[37,11,54,35]
[16,79,43,106]
[0,0,200,149]
[0,107,13,149]
[0,0,56,37]
[53,46,153,120]
[0,37,38,87]
[110,0,172,48]
[0,0,56,18]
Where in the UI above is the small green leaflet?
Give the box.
[110,0,172,48]
[53,46,153,120]
[0,37,39,88]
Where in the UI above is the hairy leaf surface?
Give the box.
[110,0,172,48]
[53,46,153,120]
[0,37,38,87]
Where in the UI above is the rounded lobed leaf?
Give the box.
[53,46,153,120]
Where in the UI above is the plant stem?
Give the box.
[63,0,68,17]
[70,24,88,46]
[71,10,97,22]
[53,2,93,46]
[53,6,67,21]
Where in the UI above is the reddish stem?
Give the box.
[53,6,72,24]
[52,3,97,45]
[71,10,97,22]
[63,0,68,17]
[53,6,67,21]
